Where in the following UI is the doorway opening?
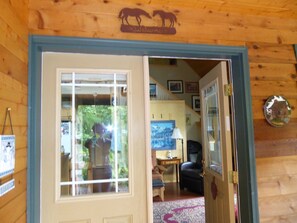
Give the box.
[148,57,239,222]
[28,36,259,223]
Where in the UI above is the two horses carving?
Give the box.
[119,8,177,27]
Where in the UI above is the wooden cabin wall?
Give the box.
[26,0,297,222]
[0,0,28,223]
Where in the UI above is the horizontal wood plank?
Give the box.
[255,138,297,158]
[0,170,27,209]
[0,45,28,85]
[249,62,297,81]
[256,156,297,178]
[247,43,297,64]
[28,0,297,19]
[29,1,297,31]
[250,80,297,99]
[261,213,297,223]
[14,148,27,174]
[258,193,297,217]
[253,119,297,141]
[258,174,297,198]
[0,18,27,63]
[0,0,28,43]
[0,192,26,223]
[28,6,297,44]
[15,212,27,223]
[9,0,29,25]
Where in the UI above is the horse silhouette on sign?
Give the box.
[153,10,177,28]
[119,8,151,26]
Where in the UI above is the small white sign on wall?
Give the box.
[0,135,15,178]
[0,135,15,196]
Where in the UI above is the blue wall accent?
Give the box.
[28,35,259,223]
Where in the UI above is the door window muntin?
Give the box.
[58,69,131,199]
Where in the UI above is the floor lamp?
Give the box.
[171,127,184,162]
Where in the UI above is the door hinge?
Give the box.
[224,84,232,96]
[232,171,238,184]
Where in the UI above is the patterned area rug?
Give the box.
[153,197,205,223]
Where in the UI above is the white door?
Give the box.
[41,53,149,223]
[199,61,236,223]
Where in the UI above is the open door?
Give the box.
[199,61,236,223]
[41,53,149,223]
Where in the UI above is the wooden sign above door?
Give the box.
[119,8,178,35]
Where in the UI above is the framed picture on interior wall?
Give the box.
[167,80,183,94]
[150,83,157,98]
[151,120,176,150]
[192,95,200,112]
[185,82,199,93]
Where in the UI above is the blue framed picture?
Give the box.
[151,120,176,150]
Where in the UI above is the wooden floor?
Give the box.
[153,182,202,202]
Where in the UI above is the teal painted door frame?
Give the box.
[28,35,259,223]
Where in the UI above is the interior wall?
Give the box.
[0,0,28,222]
[149,59,201,143]
[27,0,297,222]
[149,59,200,107]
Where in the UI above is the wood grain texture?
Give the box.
[0,170,27,209]
[254,119,297,141]
[3,0,295,222]
[0,192,27,223]
[249,63,297,81]
[0,0,28,222]
[256,138,297,158]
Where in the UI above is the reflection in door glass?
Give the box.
[60,71,129,197]
[204,83,222,175]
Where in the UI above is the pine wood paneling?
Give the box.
[261,214,297,223]
[25,0,297,222]
[251,80,297,99]
[256,139,297,158]
[247,43,297,63]
[257,156,297,178]
[249,63,297,81]
[0,170,27,209]
[0,192,27,223]
[254,119,297,141]
[0,46,28,85]
[15,213,27,223]
[0,0,28,222]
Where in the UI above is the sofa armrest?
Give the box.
[180,162,202,171]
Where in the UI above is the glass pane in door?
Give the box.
[203,82,222,175]
[60,71,129,197]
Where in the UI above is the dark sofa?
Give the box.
[179,140,204,195]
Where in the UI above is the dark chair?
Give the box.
[179,140,204,195]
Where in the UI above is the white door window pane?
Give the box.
[60,71,129,197]
[203,82,222,175]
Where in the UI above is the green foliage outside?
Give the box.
[77,105,129,181]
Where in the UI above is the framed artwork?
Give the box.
[192,95,200,112]
[150,120,176,150]
[185,82,199,93]
[167,80,183,94]
[150,83,157,98]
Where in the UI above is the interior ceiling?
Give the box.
[183,59,220,78]
[149,58,221,78]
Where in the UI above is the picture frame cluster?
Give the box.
[150,80,200,112]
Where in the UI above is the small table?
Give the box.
[157,158,181,183]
